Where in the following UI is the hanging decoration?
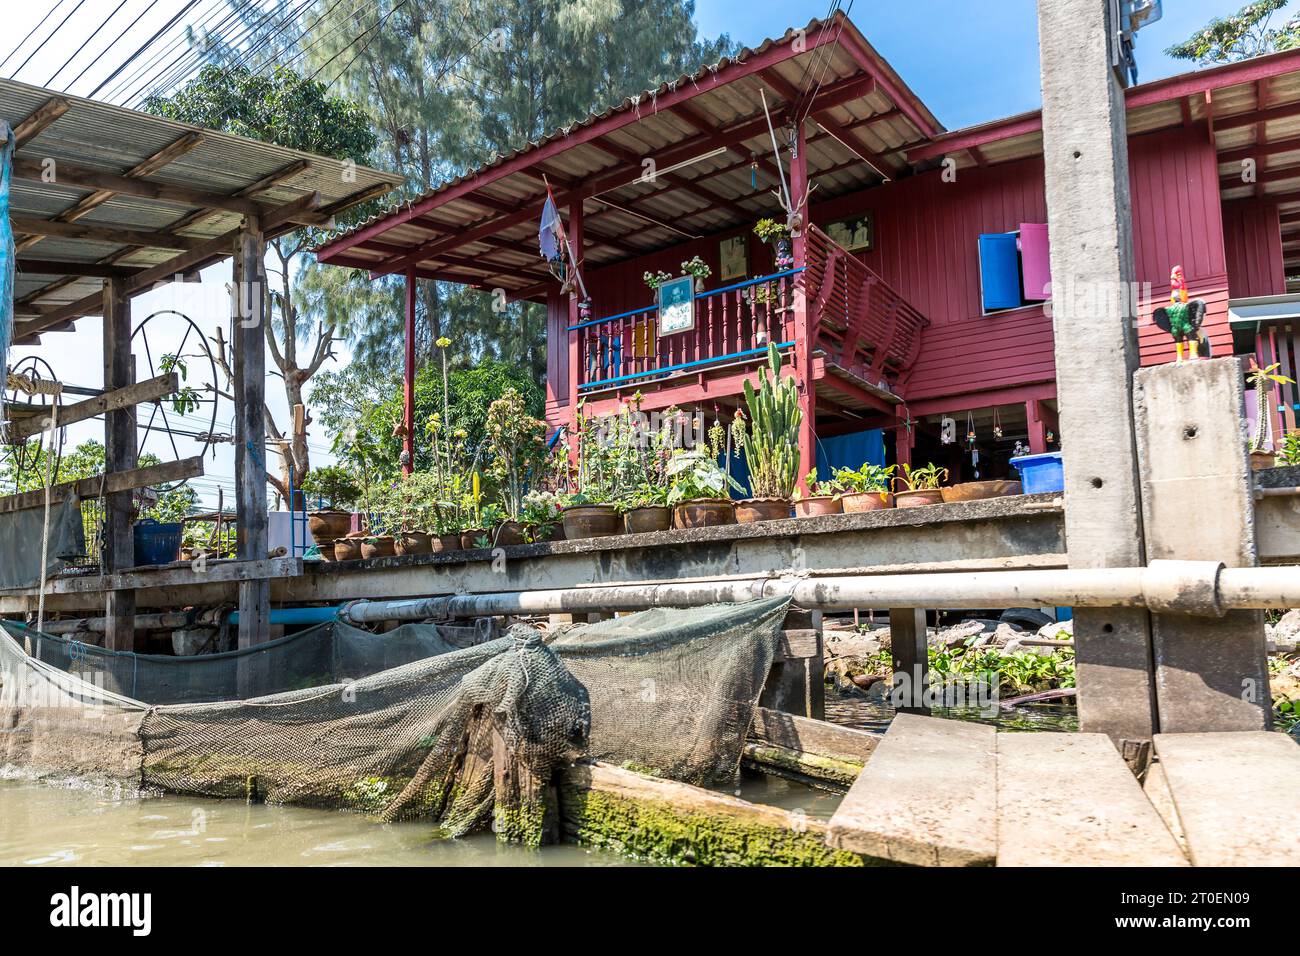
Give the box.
[940,416,956,444]
[538,175,587,301]
[992,407,1003,440]
[965,411,977,448]
[0,121,15,442]
[750,154,758,190]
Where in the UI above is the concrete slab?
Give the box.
[826,713,996,866]
[1153,731,1300,866]
[997,733,1188,866]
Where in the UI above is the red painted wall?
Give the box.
[547,123,1248,421]
[1222,197,1284,299]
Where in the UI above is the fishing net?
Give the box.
[0,596,788,839]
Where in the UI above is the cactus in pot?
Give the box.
[732,342,802,522]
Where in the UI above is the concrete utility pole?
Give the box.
[1037,0,1157,749]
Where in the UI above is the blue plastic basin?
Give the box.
[133,519,184,566]
[1009,452,1064,495]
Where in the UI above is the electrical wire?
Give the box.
[45,0,129,88]
[64,0,164,94]
[118,0,250,105]
[0,0,66,74]
[97,0,228,101]
[10,0,88,81]
[89,0,204,98]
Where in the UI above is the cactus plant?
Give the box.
[732,343,803,499]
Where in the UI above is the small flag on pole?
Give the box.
[539,192,562,263]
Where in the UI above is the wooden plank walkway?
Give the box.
[1153,731,1300,866]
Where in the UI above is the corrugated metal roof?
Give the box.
[2,75,403,340]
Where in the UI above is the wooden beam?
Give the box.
[15,258,145,278]
[4,373,179,442]
[41,557,302,594]
[10,216,202,251]
[102,276,137,651]
[10,96,70,148]
[0,456,202,514]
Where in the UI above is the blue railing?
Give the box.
[566,268,804,332]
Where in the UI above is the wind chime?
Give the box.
[966,411,980,479]
[992,407,1003,440]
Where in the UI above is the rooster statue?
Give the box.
[1152,265,1210,363]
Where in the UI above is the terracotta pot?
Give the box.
[793,495,842,518]
[673,498,736,529]
[361,535,395,559]
[333,537,363,561]
[495,520,528,546]
[941,480,1022,503]
[894,488,945,508]
[561,504,622,540]
[432,534,462,553]
[841,490,893,512]
[624,505,673,534]
[394,530,432,556]
[461,529,492,550]
[735,498,791,523]
[308,509,352,544]
[1250,450,1277,472]
[543,524,566,542]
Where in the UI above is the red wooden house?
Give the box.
[316,12,1300,485]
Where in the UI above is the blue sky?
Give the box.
[695,0,1275,130]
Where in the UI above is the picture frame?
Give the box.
[825,213,874,252]
[719,234,748,281]
[657,275,695,336]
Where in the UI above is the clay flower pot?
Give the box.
[793,495,842,518]
[735,498,791,523]
[495,520,528,546]
[894,488,945,508]
[673,498,735,529]
[361,535,395,559]
[432,533,462,553]
[333,537,363,562]
[461,528,492,550]
[940,480,1022,503]
[561,504,622,539]
[308,509,352,545]
[841,490,893,512]
[624,505,673,534]
[394,530,432,556]
[1250,450,1277,472]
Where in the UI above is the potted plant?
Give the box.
[792,470,843,517]
[643,269,673,292]
[834,463,896,512]
[460,472,499,550]
[1278,431,1300,467]
[334,532,365,562]
[666,448,742,528]
[1247,360,1295,470]
[731,342,800,523]
[680,255,712,293]
[521,489,565,542]
[754,217,793,270]
[560,403,623,539]
[622,482,674,533]
[301,465,359,549]
[893,463,949,508]
[392,472,434,556]
[484,387,547,547]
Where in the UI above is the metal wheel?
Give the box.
[2,355,63,488]
[131,309,221,493]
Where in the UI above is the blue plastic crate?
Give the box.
[133,519,183,566]
[1009,452,1064,495]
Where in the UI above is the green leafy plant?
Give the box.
[484,387,546,521]
[642,269,673,291]
[793,469,842,499]
[1277,431,1300,466]
[894,462,948,492]
[834,462,896,499]
[665,448,743,504]
[753,217,790,243]
[731,342,802,499]
[680,255,712,283]
[159,353,201,415]
[301,465,360,511]
[521,490,564,542]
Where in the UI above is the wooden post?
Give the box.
[102,277,136,651]
[402,266,416,475]
[889,607,930,715]
[566,197,584,451]
[233,217,270,649]
[492,717,559,847]
[790,119,817,490]
[1027,399,1049,454]
[1037,0,1157,748]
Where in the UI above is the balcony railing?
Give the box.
[801,224,928,384]
[571,269,803,392]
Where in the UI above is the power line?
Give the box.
[0,0,66,74]
[114,0,239,105]
[89,0,204,98]
[45,0,130,87]
[127,0,267,104]
[10,0,88,81]
[64,0,164,94]
[96,0,224,101]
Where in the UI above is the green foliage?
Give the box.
[1166,0,1300,64]
[895,462,949,492]
[834,462,895,495]
[732,343,802,499]
[795,469,842,499]
[300,465,361,510]
[1277,431,1300,465]
[664,448,743,504]
[752,217,790,243]
[484,388,547,520]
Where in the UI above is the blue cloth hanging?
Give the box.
[0,121,15,435]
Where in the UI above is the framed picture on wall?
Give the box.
[826,213,874,252]
[657,275,695,336]
[719,234,748,281]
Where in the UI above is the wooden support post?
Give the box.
[402,266,416,475]
[889,607,929,715]
[760,608,825,719]
[566,197,584,452]
[1037,0,1157,747]
[1134,359,1272,731]
[1027,399,1048,454]
[790,119,817,490]
[102,277,136,651]
[233,217,270,649]
[492,717,559,847]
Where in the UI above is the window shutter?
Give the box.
[1019,223,1051,301]
[979,233,1022,311]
